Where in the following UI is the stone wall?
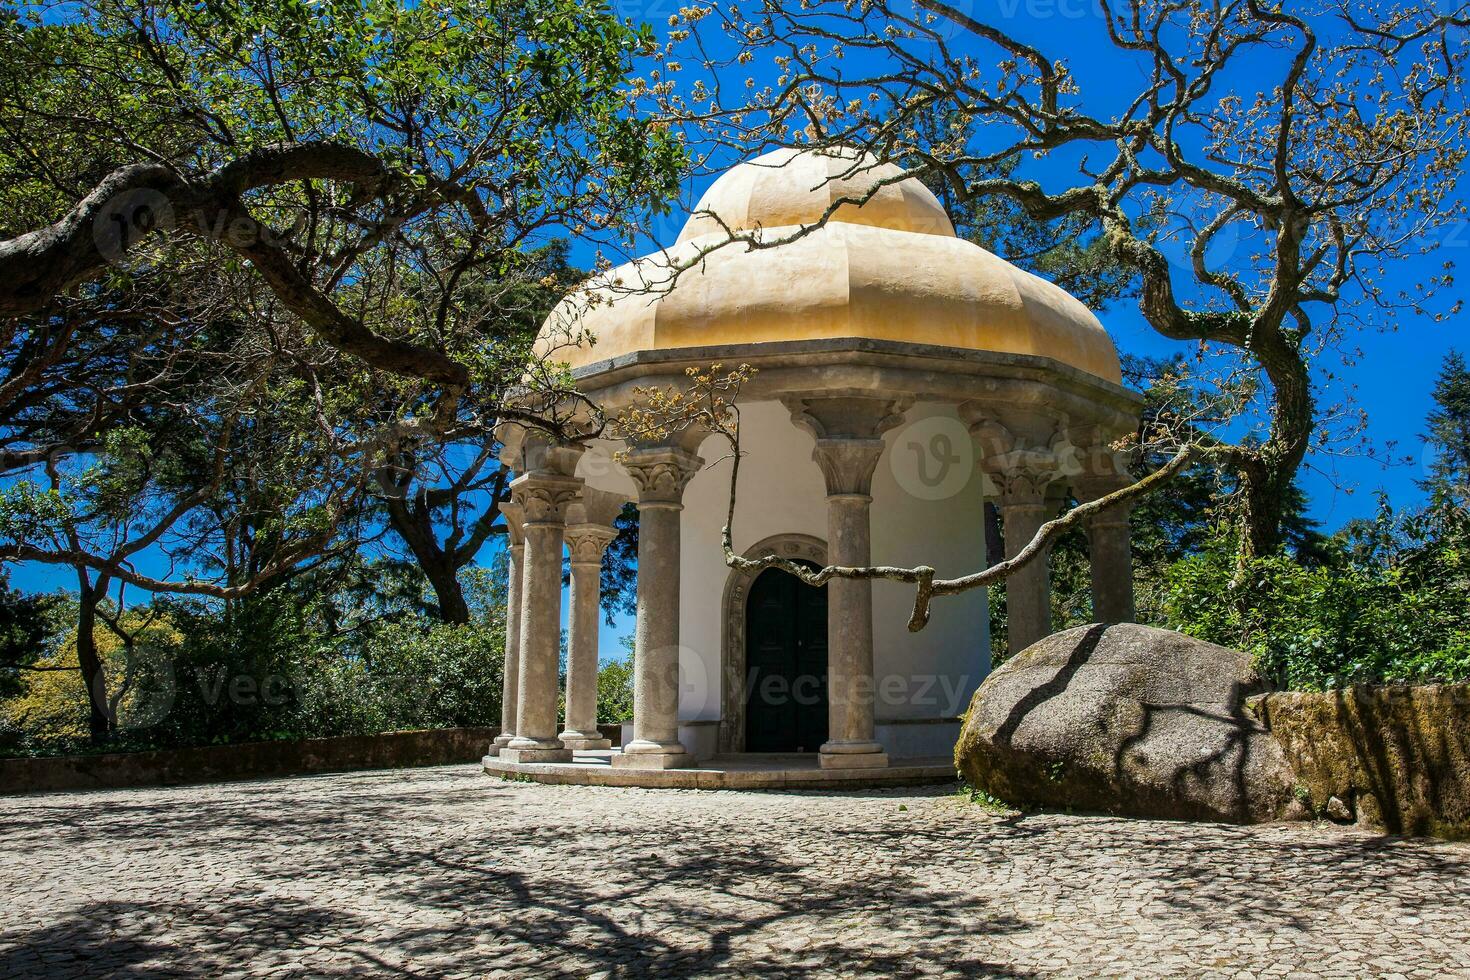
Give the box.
[1251,685,1470,839]
[0,727,501,795]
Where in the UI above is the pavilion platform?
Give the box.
[482,751,956,791]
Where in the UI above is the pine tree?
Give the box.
[1422,351,1470,496]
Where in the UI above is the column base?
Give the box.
[819,741,889,770]
[819,751,889,770]
[501,735,571,764]
[487,733,515,757]
[500,746,574,764]
[613,739,690,769]
[559,731,612,751]
[611,750,690,770]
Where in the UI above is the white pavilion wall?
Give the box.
[674,399,992,742]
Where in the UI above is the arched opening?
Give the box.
[743,563,828,753]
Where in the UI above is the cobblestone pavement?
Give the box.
[3,766,1469,978]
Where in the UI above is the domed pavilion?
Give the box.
[486,148,1143,784]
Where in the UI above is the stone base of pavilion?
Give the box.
[482,750,955,791]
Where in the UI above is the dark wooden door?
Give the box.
[744,565,828,752]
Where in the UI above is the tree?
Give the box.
[662,0,1468,561]
[1165,495,1470,689]
[0,0,685,483]
[596,505,640,626]
[371,242,572,623]
[597,656,635,725]
[1025,354,1329,641]
[1,601,181,749]
[0,347,371,739]
[906,108,1135,312]
[377,441,511,624]
[1,0,685,715]
[1423,350,1470,496]
[0,568,54,701]
[0,267,218,477]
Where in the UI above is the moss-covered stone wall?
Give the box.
[1251,685,1470,840]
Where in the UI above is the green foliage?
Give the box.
[0,578,507,756]
[1162,499,1470,690]
[596,655,635,724]
[2,0,683,218]
[1,0,687,617]
[959,783,1017,814]
[1,605,182,753]
[598,504,639,626]
[0,571,54,700]
[1020,353,1333,658]
[337,619,504,733]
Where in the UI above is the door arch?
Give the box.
[719,534,827,754]
[743,563,828,753]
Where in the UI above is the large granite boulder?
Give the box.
[955,623,1305,823]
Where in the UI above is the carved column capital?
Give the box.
[624,447,703,509]
[812,438,886,498]
[519,429,586,477]
[566,524,618,566]
[499,501,526,548]
[986,450,1068,508]
[510,473,582,527]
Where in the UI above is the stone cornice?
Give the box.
[570,337,1142,408]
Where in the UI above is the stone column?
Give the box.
[501,472,581,764]
[490,502,525,755]
[612,447,702,770]
[787,395,907,770]
[812,437,889,770]
[1076,475,1136,624]
[559,523,618,750]
[991,462,1060,656]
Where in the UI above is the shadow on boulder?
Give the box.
[955,623,1306,824]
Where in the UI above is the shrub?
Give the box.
[0,592,507,756]
[1162,500,1470,690]
[345,619,504,732]
[597,657,634,723]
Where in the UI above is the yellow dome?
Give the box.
[676,146,955,242]
[537,149,1122,384]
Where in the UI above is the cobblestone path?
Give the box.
[2,765,1468,977]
